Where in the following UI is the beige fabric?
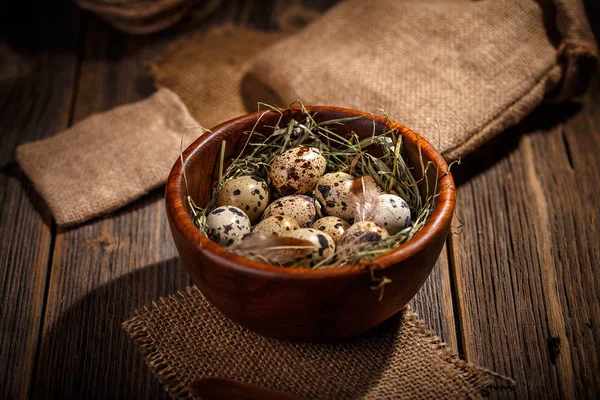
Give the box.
[124,286,513,400]
[151,27,288,130]
[16,88,200,226]
[247,0,598,160]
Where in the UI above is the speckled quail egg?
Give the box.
[253,215,301,236]
[262,195,317,228]
[205,206,251,246]
[313,172,354,220]
[371,194,411,234]
[270,147,327,195]
[339,221,389,247]
[312,216,350,245]
[283,228,336,267]
[217,175,270,222]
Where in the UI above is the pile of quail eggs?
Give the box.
[205,146,411,267]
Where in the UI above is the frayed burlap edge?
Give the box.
[122,288,202,399]
[123,286,514,400]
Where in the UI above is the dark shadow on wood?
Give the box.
[583,0,600,44]
[1,161,52,229]
[453,101,582,187]
[0,0,80,53]
[32,258,190,400]
[30,258,397,400]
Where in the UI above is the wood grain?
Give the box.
[0,2,79,398]
[190,377,305,400]
[0,2,79,166]
[409,244,459,353]
[30,16,191,400]
[449,81,600,399]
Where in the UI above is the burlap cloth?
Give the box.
[151,26,288,130]
[16,88,200,226]
[246,0,598,159]
[123,286,513,399]
[153,0,597,160]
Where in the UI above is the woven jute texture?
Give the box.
[123,286,512,400]
[151,27,288,129]
[16,88,200,226]
[247,0,598,160]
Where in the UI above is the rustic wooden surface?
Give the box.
[0,0,598,398]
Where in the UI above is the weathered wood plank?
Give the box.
[30,15,192,400]
[0,3,79,166]
[0,165,53,400]
[0,2,79,398]
[410,245,459,353]
[449,80,600,399]
[33,195,190,399]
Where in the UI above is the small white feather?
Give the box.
[350,176,382,222]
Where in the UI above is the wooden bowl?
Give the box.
[166,106,455,342]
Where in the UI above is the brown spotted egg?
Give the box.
[262,195,317,228]
[283,228,335,267]
[371,194,411,234]
[253,215,300,236]
[205,206,251,246]
[313,172,354,220]
[339,221,389,248]
[270,147,326,195]
[312,216,350,245]
[217,175,270,222]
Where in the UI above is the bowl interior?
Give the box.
[171,106,454,273]
[189,109,439,208]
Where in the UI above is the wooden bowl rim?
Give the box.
[166,106,455,279]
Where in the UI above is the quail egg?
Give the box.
[371,194,411,234]
[253,215,301,236]
[270,147,327,195]
[205,206,251,246]
[217,175,270,222]
[313,172,354,220]
[339,221,389,247]
[283,228,336,267]
[262,195,317,228]
[312,216,350,245]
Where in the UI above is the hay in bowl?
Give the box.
[183,103,452,269]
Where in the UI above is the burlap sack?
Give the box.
[151,27,288,129]
[123,286,513,399]
[246,0,598,160]
[16,88,200,226]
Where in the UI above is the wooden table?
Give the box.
[1,1,599,399]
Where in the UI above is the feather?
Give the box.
[350,176,382,222]
[229,233,316,265]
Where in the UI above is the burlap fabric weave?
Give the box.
[151,27,288,129]
[242,0,597,160]
[16,88,200,226]
[123,286,512,399]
